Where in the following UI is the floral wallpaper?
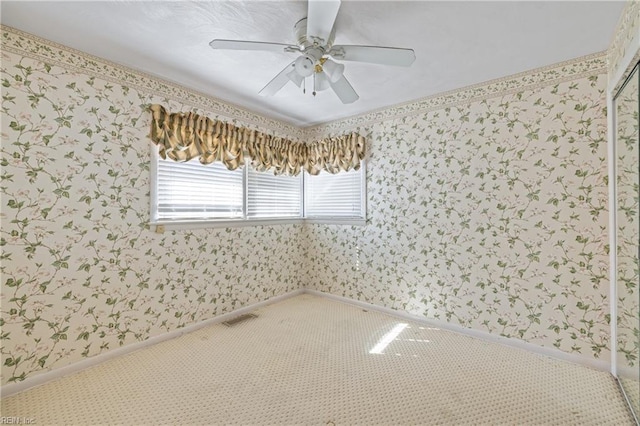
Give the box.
[306,53,607,139]
[305,73,612,360]
[0,48,304,385]
[616,66,639,371]
[0,27,304,140]
[0,22,626,387]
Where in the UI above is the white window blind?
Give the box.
[304,167,364,218]
[247,166,302,218]
[156,158,243,221]
[152,149,364,227]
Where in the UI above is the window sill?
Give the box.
[304,218,366,226]
[149,217,365,232]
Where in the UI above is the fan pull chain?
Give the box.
[313,73,317,96]
[303,77,306,94]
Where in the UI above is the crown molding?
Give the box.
[305,51,607,137]
[1,25,609,141]
[0,25,305,140]
[607,0,640,94]
[607,0,640,85]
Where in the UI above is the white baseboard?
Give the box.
[303,289,611,373]
[616,364,640,381]
[2,287,613,398]
[1,289,305,398]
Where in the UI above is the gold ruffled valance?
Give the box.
[149,105,365,176]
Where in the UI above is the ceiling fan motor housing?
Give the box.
[209,0,414,104]
[294,17,335,50]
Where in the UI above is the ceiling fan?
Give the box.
[209,0,416,104]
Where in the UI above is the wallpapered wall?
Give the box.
[305,72,612,361]
[0,20,629,386]
[0,49,304,385]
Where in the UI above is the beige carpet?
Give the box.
[1,294,634,425]
[619,376,640,422]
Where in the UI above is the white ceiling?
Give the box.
[1,1,626,127]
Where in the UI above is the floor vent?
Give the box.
[222,313,257,327]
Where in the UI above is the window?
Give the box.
[304,168,365,221]
[151,149,365,228]
[247,166,302,218]
[156,158,244,221]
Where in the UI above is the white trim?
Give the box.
[0,25,606,136]
[608,61,640,422]
[0,289,305,398]
[0,26,304,138]
[303,289,611,372]
[304,218,366,226]
[608,87,618,377]
[617,376,640,426]
[606,12,640,379]
[607,2,640,93]
[1,289,616,398]
[299,166,305,217]
[149,217,366,231]
[149,218,305,232]
[149,218,369,232]
[149,144,159,223]
[617,364,640,382]
[243,163,249,220]
[305,52,607,136]
[361,160,368,223]
[302,171,306,216]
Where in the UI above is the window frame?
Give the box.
[149,146,366,230]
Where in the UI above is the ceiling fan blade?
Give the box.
[307,0,341,45]
[259,61,296,96]
[329,45,416,67]
[210,39,299,53]
[286,69,305,87]
[329,75,358,104]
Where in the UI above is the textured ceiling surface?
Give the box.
[0,1,626,126]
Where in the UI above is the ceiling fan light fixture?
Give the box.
[322,58,345,83]
[314,72,331,92]
[294,55,316,77]
[210,0,416,104]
